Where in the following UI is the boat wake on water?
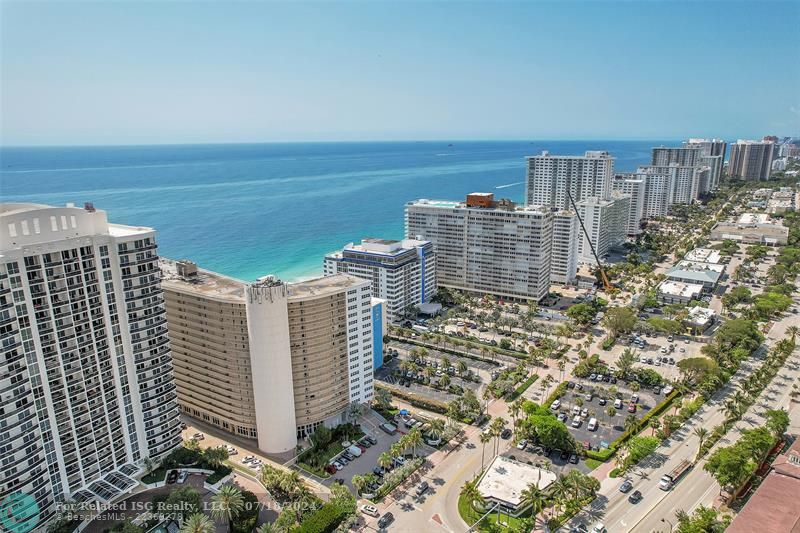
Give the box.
[495,181,524,189]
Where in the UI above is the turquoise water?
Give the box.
[0,141,669,281]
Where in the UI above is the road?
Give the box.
[565,309,798,533]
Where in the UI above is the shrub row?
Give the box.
[390,331,524,361]
[376,384,448,415]
[507,374,539,401]
[541,381,568,408]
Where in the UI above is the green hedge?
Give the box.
[294,503,348,533]
[376,384,448,414]
[390,331,525,361]
[541,381,568,407]
[508,375,539,401]
[585,390,679,461]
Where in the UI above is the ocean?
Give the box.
[0,140,671,281]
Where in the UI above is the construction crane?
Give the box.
[566,191,614,293]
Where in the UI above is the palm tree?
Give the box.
[722,399,741,423]
[490,416,507,456]
[509,398,524,428]
[460,479,485,511]
[479,431,492,469]
[203,446,228,468]
[551,474,571,516]
[427,418,446,441]
[406,427,423,458]
[389,442,403,460]
[624,414,638,433]
[210,485,245,531]
[142,456,156,477]
[351,474,367,495]
[649,418,661,436]
[180,513,215,533]
[457,360,468,376]
[520,484,546,527]
[378,452,393,472]
[693,427,709,461]
[256,523,279,533]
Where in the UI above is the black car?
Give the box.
[628,490,643,503]
[610,377,617,384]
[166,470,179,484]
[569,453,579,464]
[378,512,395,528]
[373,467,384,477]
[366,435,378,445]
[404,380,411,387]
[598,398,607,406]
[559,449,570,460]
[501,428,512,439]
[566,381,575,389]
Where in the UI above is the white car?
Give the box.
[550,400,561,410]
[517,439,528,450]
[614,398,623,409]
[360,504,380,517]
[192,432,204,440]
[177,470,188,484]
[241,455,255,464]
[225,445,237,455]
[592,524,607,533]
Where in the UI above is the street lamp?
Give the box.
[661,517,674,533]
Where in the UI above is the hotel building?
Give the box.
[728,140,776,181]
[0,203,182,524]
[525,151,614,209]
[323,238,436,323]
[405,193,553,301]
[162,262,374,455]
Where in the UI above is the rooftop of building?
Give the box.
[668,262,724,284]
[683,248,723,264]
[686,306,716,324]
[657,280,704,297]
[734,139,775,145]
[726,437,800,533]
[407,196,549,214]
[160,259,246,300]
[737,212,773,224]
[527,150,612,159]
[477,456,557,508]
[329,237,430,257]
[673,260,725,274]
[288,273,367,299]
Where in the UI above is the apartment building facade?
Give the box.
[405,194,553,301]
[550,211,579,284]
[525,151,614,209]
[0,203,181,525]
[728,140,776,180]
[611,176,645,235]
[575,195,629,264]
[162,263,374,455]
[652,146,703,167]
[323,238,436,323]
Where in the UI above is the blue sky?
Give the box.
[1,1,798,145]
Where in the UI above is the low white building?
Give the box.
[667,260,725,293]
[477,456,557,516]
[684,306,717,333]
[684,248,723,264]
[710,213,790,245]
[657,280,704,305]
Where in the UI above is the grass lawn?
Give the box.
[141,468,167,484]
[458,493,529,531]
[584,458,602,471]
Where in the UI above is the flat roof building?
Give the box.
[666,261,725,292]
[477,456,557,516]
[575,195,629,264]
[611,176,645,235]
[710,213,789,245]
[0,203,182,525]
[525,150,614,210]
[728,140,776,181]
[657,280,704,305]
[684,306,717,334]
[324,237,436,323]
[551,210,579,284]
[162,263,374,455]
[405,194,553,301]
[683,248,723,264]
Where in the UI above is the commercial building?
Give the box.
[684,306,717,334]
[575,195,629,264]
[162,262,374,455]
[767,188,797,214]
[550,210,579,284]
[525,150,614,209]
[405,193,553,301]
[726,437,800,533]
[0,203,182,524]
[323,237,436,323]
[683,248,723,264]
[477,456,557,517]
[666,261,725,293]
[710,213,789,245]
[611,175,645,235]
[728,140,776,180]
[656,280,704,305]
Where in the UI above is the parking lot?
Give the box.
[320,415,435,495]
[388,340,498,375]
[554,381,660,452]
[502,442,592,475]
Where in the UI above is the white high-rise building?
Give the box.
[611,176,645,235]
[651,146,703,167]
[728,140,776,181]
[405,193,553,301]
[638,164,701,205]
[550,211,579,284]
[0,203,182,525]
[525,151,614,209]
[323,238,436,323]
[575,195,629,264]
[684,139,726,190]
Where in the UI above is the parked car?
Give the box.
[598,398,607,406]
[580,407,589,418]
[592,523,607,533]
[557,413,568,422]
[361,504,380,517]
[631,394,639,404]
[569,453,579,464]
[242,455,256,464]
[366,435,378,445]
[571,416,582,428]
[225,445,237,455]
[628,403,637,413]
[415,481,430,496]
[550,400,561,410]
[378,512,395,528]
[614,398,623,409]
[517,439,528,450]
[501,428,512,439]
[166,470,178,484]
[560,449,571,460]
[177,470,188,484]
[191,432,204,440]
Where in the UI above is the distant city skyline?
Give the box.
[1,0,799,146]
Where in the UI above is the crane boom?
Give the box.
[566,191,613,292]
